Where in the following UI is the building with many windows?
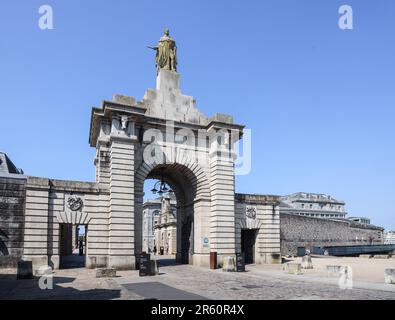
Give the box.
[154,196,177,255]
[142,195,177,253]
[384,231,395,244]
[280,192,347,219]
[348,217,371,225]
[279,192,386,255]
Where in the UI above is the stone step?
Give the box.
[17,261,33,280]
[301,255,313,269]
[96,268,117,278]
[222,256,235,272]
[285,263,303,275]
[384,269,395,284]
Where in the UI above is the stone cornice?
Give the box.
[89,98,245,148]
[26,176,107,194]
[235,193,281,205]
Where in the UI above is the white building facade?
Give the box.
[280,192,347,219]
[384,231,395,244]
[142,196,177,253]
[154,196,177,255]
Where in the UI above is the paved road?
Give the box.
[116,262,395,300]
[1,258,394,300]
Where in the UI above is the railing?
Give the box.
[298,244,395,257]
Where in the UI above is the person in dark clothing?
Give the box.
[79,240,84,256]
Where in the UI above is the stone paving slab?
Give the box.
[121,282,209,300]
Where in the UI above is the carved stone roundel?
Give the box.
[67,196,84,212]
[246,206,257,219]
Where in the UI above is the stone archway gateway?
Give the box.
[136,163,206,265]
[18,31,281,272]
[89,66,245,269]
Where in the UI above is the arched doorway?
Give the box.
[55,202,91,269]
[59,223,87,269]
[135,162,210,266]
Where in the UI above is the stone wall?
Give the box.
[23,176,109,270]
[0,175,26,267]
[281,213,384,256]
[235,194,281,264]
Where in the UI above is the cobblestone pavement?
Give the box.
[115,263,395,300]
[1,261,394,300]
[0,268,127,300]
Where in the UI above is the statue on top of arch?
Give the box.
[147,28,177,74]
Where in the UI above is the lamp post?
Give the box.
[150,169,173,196]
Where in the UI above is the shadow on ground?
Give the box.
[60,254,86,269]
[0,273,121,300]
[156,258,179,268]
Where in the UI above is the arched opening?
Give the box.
[136,163,199,266]
[59,223,87,269]
[142,180,177,265]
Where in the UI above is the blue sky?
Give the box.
[0,1,394,230]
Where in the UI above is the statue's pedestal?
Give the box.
[143,69,208,124]
[156,69,180,93]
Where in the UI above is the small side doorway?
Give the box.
[241,229,257,264]
[59,223,87,269]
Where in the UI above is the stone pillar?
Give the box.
[23,177,50,271]
[134,192,143,256]
[209,153,236,265]
[95,145,111,185]
[256,204,281,264]
[170,224,177,255]
[108,132,137,269]
[142,210,148,253]
[192,199,211,267]
[72,225,77,250]
[95,121,111,185]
